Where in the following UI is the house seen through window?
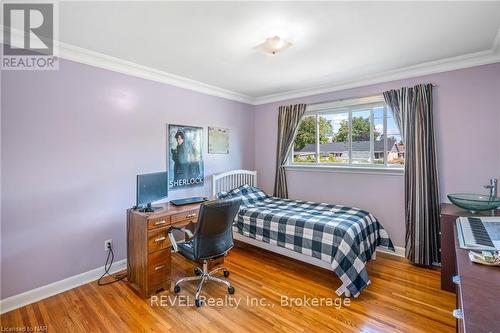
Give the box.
[292,98,404,167]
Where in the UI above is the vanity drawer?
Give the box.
[148,227,171,253]
[171,209,198,223]
[147,217,170,230]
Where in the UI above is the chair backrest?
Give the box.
[192,198,242,260]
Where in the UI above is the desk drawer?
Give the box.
[148,249,171,274]
[147,217,170,230]
[148,264,170,287]
[171,209,198,223]
[148,227,171,253]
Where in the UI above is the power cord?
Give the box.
[97,245,127,286]
[98,208,135,286]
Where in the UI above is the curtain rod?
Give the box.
[307,83,438,106]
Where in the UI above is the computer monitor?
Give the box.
[136,171,168,212]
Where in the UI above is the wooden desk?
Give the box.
[453,222,500,332]
[440,203,500,292]
[127,202,202,297]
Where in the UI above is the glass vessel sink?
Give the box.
[447,193,500,213]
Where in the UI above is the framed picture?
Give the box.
[208,127,229,154]
[168,124,204,190]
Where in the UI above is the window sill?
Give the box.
[285,164,404,176]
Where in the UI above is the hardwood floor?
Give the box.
[0,242,455,332]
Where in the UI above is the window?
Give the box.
[292,115,317,163]
[291,96,404,169]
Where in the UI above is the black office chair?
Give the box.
[168,198,242,307]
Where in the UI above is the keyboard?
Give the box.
[170,197,208,206]
[457,217,500,250]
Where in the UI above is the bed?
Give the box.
[212,170,394,298]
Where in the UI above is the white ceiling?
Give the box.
[58,1,500,103]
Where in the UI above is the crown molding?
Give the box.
[57,43,500,106]
[56,42,255,104]
[1,27,255,104]
[3,25,499,106]
[58,41,500,106]
[253,47,500,105]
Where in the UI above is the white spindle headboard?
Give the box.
[212,170,257,197]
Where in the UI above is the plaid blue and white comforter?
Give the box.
[218,185,394,297]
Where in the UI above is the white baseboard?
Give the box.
[378,245,406,258]
[0,259,127,315]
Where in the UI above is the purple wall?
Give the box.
[254,63,500,248]
[0,59,254,299]
[2,58,499,300]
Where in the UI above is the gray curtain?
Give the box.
[383,84,440,266]
[273,104,307,198]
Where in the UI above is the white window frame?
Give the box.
[287,95,404,175]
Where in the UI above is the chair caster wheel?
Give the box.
[223,270,230,277]
[194,268,202,276]
[228,286,235,294]
[173,285,181,293]
[195,299,203,307]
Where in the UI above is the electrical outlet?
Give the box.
[104,239,113,251]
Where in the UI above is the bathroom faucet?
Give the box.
[484,178,498,198]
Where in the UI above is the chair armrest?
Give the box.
[167,226,194,252]
[168,226,185,232]
[167,227,181,252]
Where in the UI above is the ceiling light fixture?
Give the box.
[255,36,292,55]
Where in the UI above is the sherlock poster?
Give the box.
[168,124,204,190]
